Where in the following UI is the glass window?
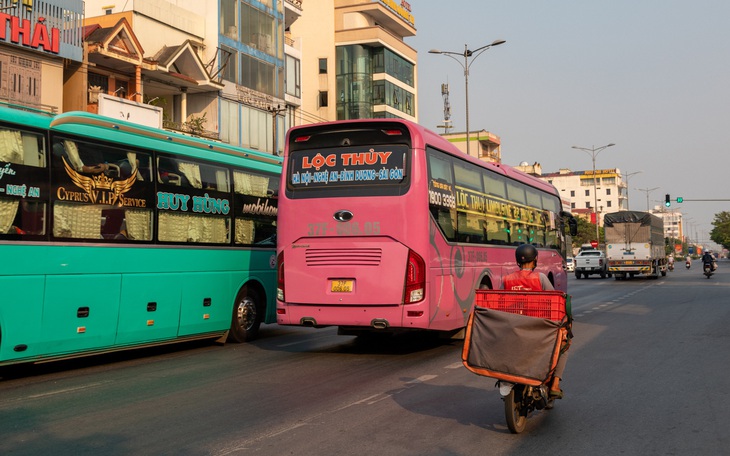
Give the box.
[506,181,526,205]
[156,154,231,245]
[286,55,301,97]
[221,45,238,83]
[319,91,328,107]
[220,98,241,147]
[158,212,230,244]
[241,54,278,97]
[157,155,230,192]
[525,186,542,209]
[220,0,239,40]
[453,160,482,191]
[242,3,275,56]
[484,173,506,198]
[51,137,153,242]
[427,148,456,242]
[541,194,561,213]
[0,126,47,237]
[319,58,327,74]
[233,170,278,245]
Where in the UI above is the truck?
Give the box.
[604,210,667,280]
[574,249,610,279]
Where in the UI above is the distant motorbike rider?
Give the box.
[686,255,692,268]
[701,251,716,271]
[502,244,568,401]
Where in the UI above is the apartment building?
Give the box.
[540,168,627,225]
[290,0,418,122]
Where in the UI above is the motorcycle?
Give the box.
[463,290,571,434]
[499,381,551,433]
[686,261,691,269]
[668,262,674,271]
[703,262,714,279]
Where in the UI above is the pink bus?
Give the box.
[276,119,575,337]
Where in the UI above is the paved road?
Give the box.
[1,262,729,455]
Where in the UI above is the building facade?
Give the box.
[0,0,85,113]
[290,0,417,123]
[650,208,684,244]
[8,1,420,155]
[80,0,303,155]
[442,130,502,163]
[540,168,627,225]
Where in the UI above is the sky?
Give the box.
[406,0,729,248]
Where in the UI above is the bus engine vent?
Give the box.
[305,248,382,266]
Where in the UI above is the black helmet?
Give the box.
[515,244,538,265]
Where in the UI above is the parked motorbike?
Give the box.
[703,262,714,279]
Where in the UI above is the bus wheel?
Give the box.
[229,285,263,343]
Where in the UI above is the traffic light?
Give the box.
[665,194,671,207]
[677,197,684,203]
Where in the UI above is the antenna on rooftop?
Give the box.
[437,82,452,134]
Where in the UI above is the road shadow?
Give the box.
[386,378,553,434]
[0,338,216,381]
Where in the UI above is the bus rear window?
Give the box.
[286,144,409,198]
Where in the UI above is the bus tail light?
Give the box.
[404,249,425,304]
[277,252,285,301]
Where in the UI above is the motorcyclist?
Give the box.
[668,255,675,270]
[686,255,692,268]
[701,251,716,271]
[502,244,568,402]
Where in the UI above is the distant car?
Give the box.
[566,257,575,272]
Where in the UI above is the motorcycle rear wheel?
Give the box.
[504,386,528,434]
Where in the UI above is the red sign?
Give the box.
[590,241,599,248]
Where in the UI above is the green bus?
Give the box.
[0,105,282,366]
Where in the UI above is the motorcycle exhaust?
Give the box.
[498,381,514,397]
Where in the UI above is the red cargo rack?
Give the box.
[474,290,569,321]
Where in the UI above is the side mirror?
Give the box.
[568,217,578,237]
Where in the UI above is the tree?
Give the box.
[570,217,603,251]
[710,211,730,250]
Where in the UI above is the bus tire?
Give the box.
[228,284,263,343]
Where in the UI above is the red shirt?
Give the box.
[503,269,546,291]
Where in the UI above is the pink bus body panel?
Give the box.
[277,119,567,332]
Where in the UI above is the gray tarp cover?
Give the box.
[465,309,562,384]
[603,210,656,227]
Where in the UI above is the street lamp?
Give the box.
[429,39,506,155]
[636,186,659,211]
[571,143,615,243]
[622,170,642,210]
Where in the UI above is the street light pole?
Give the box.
[268,104,286,156]
[571,143,615,243]
[622,170,641,210]
[429,39,506,155]
[636,186,659,211]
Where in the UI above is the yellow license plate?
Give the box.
[331,280,353,292]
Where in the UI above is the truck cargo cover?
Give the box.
[604,210,657,227]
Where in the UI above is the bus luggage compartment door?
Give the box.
[283,237,408,306]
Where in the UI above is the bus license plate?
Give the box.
[331,280,353,292]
